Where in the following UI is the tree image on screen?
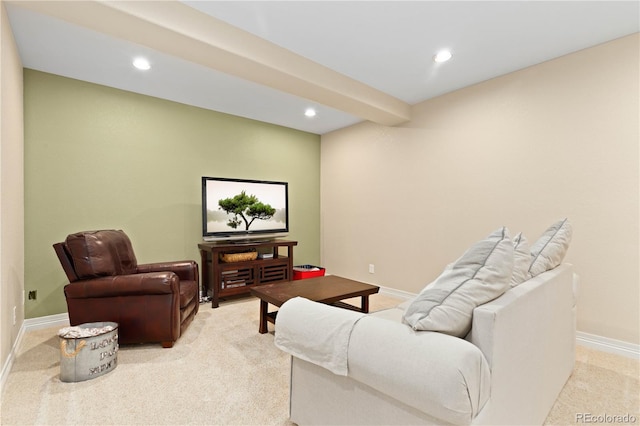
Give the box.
[218,191,276,230]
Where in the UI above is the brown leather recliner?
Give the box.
[53,230,199,348]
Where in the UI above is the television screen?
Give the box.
[202,176,289,241]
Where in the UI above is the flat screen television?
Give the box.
[202,176,289,241]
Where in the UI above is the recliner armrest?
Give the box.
[137,260,199,282]
[64,272,180,299]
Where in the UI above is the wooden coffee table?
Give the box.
[250,275,380,334]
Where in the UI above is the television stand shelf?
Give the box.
[198,239,298,308]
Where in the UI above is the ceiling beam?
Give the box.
[13,0,411,126]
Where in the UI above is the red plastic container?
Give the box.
[293,265,326,280]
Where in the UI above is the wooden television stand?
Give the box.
[198,239,297,308]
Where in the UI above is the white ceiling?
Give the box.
[6,1,639,135]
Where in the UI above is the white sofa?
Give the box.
[275,263,577,425]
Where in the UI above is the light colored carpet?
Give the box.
[545,345,639,425]
[1,294,638,425]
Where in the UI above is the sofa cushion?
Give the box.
[65,230,138,279]
[403,227,513,337]
[529,218,572,277]
[511,232,531,287]
[370,305,406,323]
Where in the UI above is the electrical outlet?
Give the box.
[368,264,375,274]
[13,306,16,325]
[28,290,37,300]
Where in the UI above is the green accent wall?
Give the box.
[24,69,321,318]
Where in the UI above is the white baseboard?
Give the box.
[1,313,69,395]
[23,312,70,331]
[379,285,415,301]
[576,331,639,359]
[0,323,25,395]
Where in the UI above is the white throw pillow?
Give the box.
[511,232,531,287]
[403,227,514,337]
[529,218,572,277]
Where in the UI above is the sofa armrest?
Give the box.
[275,297,365,375]
[468,263,575,425]
[64,272,179,299]
[137,260,199,282]
[347,315,490,425]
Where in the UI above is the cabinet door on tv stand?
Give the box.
[258,259,290,284]
[220,266,256,290]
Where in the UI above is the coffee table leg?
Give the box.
[259,299,269,334]
[361,295,370,313]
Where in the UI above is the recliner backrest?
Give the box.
[64,230,138,279]
[53,242,79,282]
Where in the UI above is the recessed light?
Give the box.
[304,108,317,118]
[433,50,452,63]
[133,57,151,70]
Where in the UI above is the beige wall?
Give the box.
[321,34,639,344]
[24,70,321,319]
[0,2,25,376]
